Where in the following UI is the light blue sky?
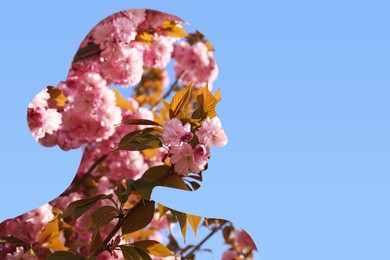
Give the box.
[1,1,389,259]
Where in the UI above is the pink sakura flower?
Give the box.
[92,22,114,47]
[27,88,62,141]
[160,118,192,147]
[54,73,122,150]
[144,35,175,68]
[221,249,239,260]
[5,246,36,260]
[112,17,137,43]
[196,117,228,147]
[237,229,258,251]
[29,88,50,108]
[170,143,208,176]
[123,9,146,27]
[172,41,218,89]
[100,43,144,86]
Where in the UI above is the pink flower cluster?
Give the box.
[28,9,188,150]
[0,204,54,258]
[27,88,62,141]
[221,228,258,259]
[172,41,218,89]
[161,117,227,176]
[76,98,157,182]
[90,9,181,86]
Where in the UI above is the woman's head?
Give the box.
[26,9,223,192]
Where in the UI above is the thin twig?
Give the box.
[150,70,185,110]
[93,213,125,256]
[181,223,226,259]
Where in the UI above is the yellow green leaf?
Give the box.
[157,203,169,221]
[171,210,187,243]
[162,20,187,38]
[187,214,202,237]
[202,87,218,118]
[162,99,170,110]
[169,84,192,118]
[205,40,215,52]
[214,88,221,102]
[136,31,154,44]
[47,86,67,107]
[113,89,136,112]
[38,214,68,251]
[132,240,175,257]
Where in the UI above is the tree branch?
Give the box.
[62,154,108,196]
[181,223,225,259]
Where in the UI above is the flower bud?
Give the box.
[180,131,193,143]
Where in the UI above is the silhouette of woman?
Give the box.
[0,9,257,259]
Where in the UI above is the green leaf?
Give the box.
[132,240,175,257]
[166,234,180,253]
[62,194,111,220]
[142,165,190,191]
[171,209,188,243]
[126,178,157,200]
[122,200,155,234]
[121,119,161,127]
[116,127,163,151]
[119,245,152,260]
[89,230,102,254]
[115,183,129,204]
[48,251,84,260]
[169,84,192,118]
[121,166,190,200]
[187,214,202,237]
[87,206,117,231]
[0,236,26,247]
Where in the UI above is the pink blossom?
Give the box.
[27,107,62,140]
[112,17,137,43]
[144,35,175,68]
[196,117,228,147]
[221,249,239,260]
[55,73,122,150]
[172,41,218,89]
[100,43,144,86]
[0,204,54,245]
[237,229,257,251]
[27,87,62,140]
[29,88,50,109]
[150,212,170,230]
[5,246,36,260]
[170,143,208,176]
[92,22,114,47]
[123,9,146,27]
[160,118,191,147]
